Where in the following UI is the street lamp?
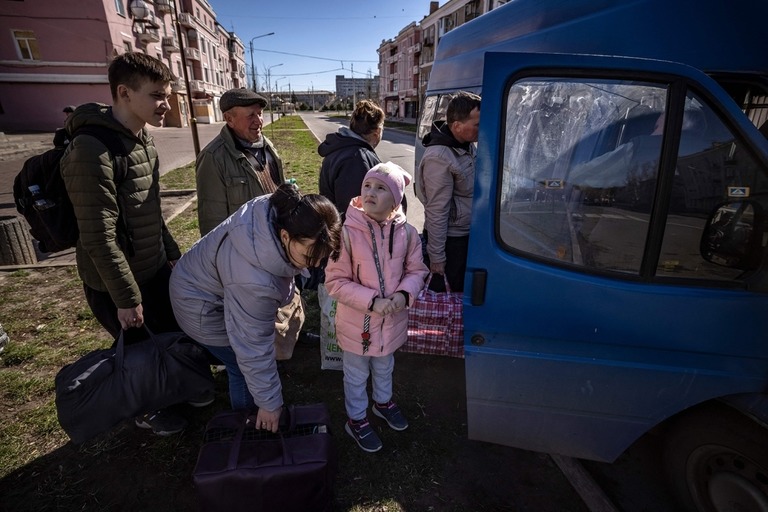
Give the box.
[311,81,315,112]
[274,76,286,100]
[266,63,283,123]
[249,32,275,92]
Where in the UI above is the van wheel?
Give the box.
[662,402,768,512]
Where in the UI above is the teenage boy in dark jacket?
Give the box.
[61,52,210,436]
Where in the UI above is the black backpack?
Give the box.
[13,126,128,253]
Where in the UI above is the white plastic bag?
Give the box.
[318,283,343,370]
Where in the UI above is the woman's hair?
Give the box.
[349,100,385,137]
[270,183,342,266]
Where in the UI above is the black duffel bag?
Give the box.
[55,327,214,444]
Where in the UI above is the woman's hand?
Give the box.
[254,407,283,433]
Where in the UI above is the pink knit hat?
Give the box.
[363,161,412,207]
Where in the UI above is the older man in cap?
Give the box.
[195,88,285,236]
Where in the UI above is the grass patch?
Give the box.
[264,115,322,194]
[159,161,196,190]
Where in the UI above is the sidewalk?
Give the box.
[0,122,225,269]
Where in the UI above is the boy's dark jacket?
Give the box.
[61,103,180,309]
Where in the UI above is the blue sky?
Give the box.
[210,0,432,93]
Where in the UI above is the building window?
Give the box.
[115,0,126,16]
[465,0,481,21]
[124,40,133,53]
[13,30,40,61]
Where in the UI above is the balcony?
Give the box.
[171,79,186,93]
[138,28,160,44]
[178,12,194,27]
[155,0,172,14]
[184,47,201,61]
[423,37,434,47]
[412,65,419,75]
[189,80,205,92]
[162,36,179,52]
[412,43,421,53]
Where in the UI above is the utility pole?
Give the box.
[266,63,283,124]
[249,32,275,92]
[172,0,200,154]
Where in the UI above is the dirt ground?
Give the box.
[0,265,587,511]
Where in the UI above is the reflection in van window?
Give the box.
[657,91,767,281]
[417,94,454,139]
[499,78,668,274]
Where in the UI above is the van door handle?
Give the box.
[471,269,487,306]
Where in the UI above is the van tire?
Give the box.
[662,401,768,512]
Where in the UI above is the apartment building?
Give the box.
[0,0,246,132]
[378,21,420,120]
[334,74,380,104]
[378,0,509,121]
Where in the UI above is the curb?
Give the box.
[0,191,197,272]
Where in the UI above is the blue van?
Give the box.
[418,1,768,510]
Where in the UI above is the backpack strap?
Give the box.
[69,125,133,255]
[71,125,129,183]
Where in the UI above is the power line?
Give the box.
[251,47,378,64]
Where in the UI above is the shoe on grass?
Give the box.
[345,418,382,453]
[135,409,187,436]
[373,400,408,431]
[187,389,215,408]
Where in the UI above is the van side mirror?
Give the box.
[700,201,764,270]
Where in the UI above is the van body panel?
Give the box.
[464,51,768,461]
[429,0,768,93]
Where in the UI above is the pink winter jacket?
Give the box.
[325,198,429,356]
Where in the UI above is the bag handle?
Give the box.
[114,325,160,369]
[423,272,452,293]
[227,406,294,469]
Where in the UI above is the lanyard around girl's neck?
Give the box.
[360,221,387,354]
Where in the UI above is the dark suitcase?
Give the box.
[193,404,336,512]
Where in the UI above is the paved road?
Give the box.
[0,122,225,220]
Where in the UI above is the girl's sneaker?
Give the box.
[345,418,382,453]
[373,400,409,431]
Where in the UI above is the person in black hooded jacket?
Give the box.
[318,100,393,218]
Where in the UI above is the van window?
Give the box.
[657,91,768,280]
[417,94,454,139]
[500,78,668,274]
[498,77,768,282]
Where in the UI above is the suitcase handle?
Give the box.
[230,407,293,469]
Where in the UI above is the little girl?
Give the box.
[325,161,429,453]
